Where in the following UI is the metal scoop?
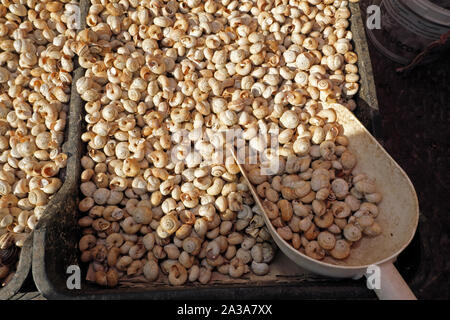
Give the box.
[230,103,419,300]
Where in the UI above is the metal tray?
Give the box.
[30,2,419,299]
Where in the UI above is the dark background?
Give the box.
[360,0,449,299]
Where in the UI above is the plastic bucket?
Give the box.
[367,0,450,65]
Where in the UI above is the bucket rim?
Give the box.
[397,0,450,27]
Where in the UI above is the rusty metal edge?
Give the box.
[31,66,83,300]
[30,0,88,300]
[349,2,383,141]
[350,2,379,112]
[30,2,382,300]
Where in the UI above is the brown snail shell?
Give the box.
[0,245,19,267]
[0,233,15,250]
[0,233,20,267]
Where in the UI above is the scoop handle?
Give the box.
[372,262,417,300]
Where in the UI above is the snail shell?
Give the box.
[0,234,19,266]
[0,233,15,250]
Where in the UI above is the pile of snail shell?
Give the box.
[74,0,379,287]
[246,108,382,261]
[78,155,278,287]
[0,0,78,285]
